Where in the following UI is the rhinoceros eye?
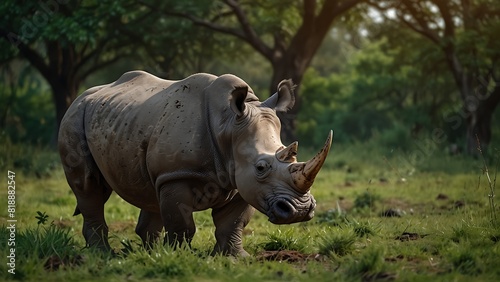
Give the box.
[255,160,272,179]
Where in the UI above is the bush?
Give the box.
[318,228,357,257]
[261,229,308,252]
[351,220,378,238]
[18,224,77,259]
[449,249,481,275]
[346,246,387,279]
[0,136,60,178]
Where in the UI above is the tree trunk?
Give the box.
[443,50,500,156]
[464,85,500,156]
[270,56,308,144]
[465,110,492,156]
[270,31,321,144]
[49,78,79,145]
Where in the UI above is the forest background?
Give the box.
[1,0,499,158]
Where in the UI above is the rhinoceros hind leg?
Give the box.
[75,181,113,252]
[135,210,163,248]
[61,147,112,250]
[211,193,255,256]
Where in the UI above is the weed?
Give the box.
[318,228,357,257]
[261,228,308,252]
[18,224,77,260]
[477,137,498,222]
[449,249,481,275]
[354,190,381,210]
[35,211,49,225]
[346,246,388,280]
[316,206,348,226]
[351,220,378,238]
[450,223,473,243]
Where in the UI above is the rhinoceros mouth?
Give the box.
[266,196,316,224]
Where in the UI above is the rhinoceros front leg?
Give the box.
[211,193,255,256]
[135,210,163,248]
[157,181,196,248]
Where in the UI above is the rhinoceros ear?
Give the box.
[261,79,296,112]
[230,86,248,117]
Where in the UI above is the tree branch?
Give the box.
[291,0,366,59]
[16,46,51,81]
[222,0,274,59]
[396,2,441,45]
[302,0,316,31]
[79,55,124,81]
[430,0,455,38]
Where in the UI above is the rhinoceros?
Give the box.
[58,71,332,256]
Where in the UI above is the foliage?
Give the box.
[351,220,377,238]
[318,227,357,257]
[354,190,381,210]
[17,223,77,260]
[0,135,60,177]
[298,34,457,149]
[316,208,348,226]
[346,246,387,279]
[261,228,308,252]
[1,0,499,152]
[0,66,55,144]
[369,0,500,155]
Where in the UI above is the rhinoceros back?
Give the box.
[61,71,218,211]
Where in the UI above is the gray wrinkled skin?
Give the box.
[58,71,331,256]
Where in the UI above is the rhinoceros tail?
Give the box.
[73,206,81,216]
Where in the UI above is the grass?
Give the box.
[0,141,499,281]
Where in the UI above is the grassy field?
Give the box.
[1,141,499,281]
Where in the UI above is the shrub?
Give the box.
[351,220,377,238]
[318,228,357,257]
[17,223,78,260]
[261,228,308,252]
[346,246,387,279]
[449,250,481,275]
[0,136,60,178]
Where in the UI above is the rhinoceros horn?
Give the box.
[276,141,298,163]
[289,130,333,193]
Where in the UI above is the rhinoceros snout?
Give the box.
[268,198,316,224]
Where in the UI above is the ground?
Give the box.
[0,142,499,281]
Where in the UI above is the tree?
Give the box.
[298,34,457,148]
[149,0,367,142]
[370,0,500,155]
[0,1,157,135]
[1,1,265,141]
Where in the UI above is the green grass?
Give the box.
[0,141,499,281]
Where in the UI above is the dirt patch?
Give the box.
[382,198,412,210]
[52,218,74,228]
[395,232,429,241]
[44,254,84,271]
[362,272,398,281]
[109,220,136,232]
[256,250,325,263]
[380,208,404,217]
[436,193,449,200]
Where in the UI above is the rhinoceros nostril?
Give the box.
[276,200,292,215]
